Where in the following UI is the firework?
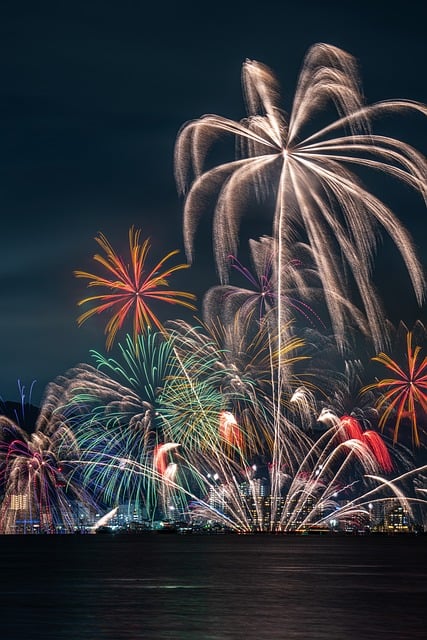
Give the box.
[206,237,332,333]
[0,383,97,533]
[362,323,427,447]
[75,226,197,350]
[175,43,426,353]
[60,332,174,515]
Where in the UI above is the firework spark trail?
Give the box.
[90,506,118,531]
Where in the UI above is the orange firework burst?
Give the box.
[75,226,197,350]
[362,329,427,447]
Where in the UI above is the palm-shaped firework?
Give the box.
[175,43,426,353]
[75,226,197,350]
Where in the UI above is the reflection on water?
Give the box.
[0,535,426,639]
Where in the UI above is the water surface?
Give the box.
[0,534,425,639]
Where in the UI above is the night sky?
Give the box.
[1,1,426,405]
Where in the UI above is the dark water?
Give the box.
[0,534,426,640]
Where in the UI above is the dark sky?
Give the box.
[1,1,426,404]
